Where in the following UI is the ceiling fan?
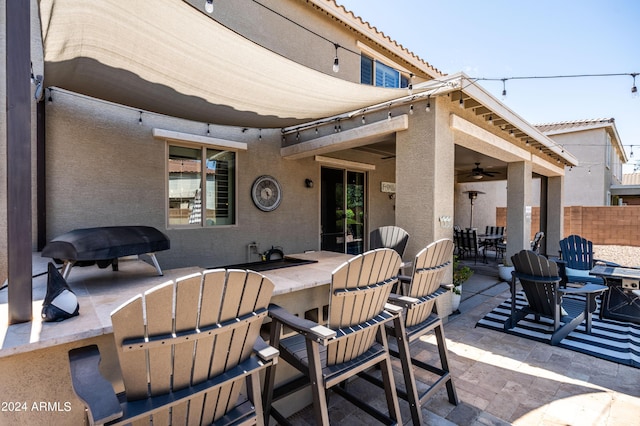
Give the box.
[469,162,497,180]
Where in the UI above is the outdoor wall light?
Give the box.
[305,179,314,188]
[205,0,214,14]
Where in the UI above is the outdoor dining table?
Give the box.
[590,264,640,324]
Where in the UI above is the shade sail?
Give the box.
[38,0,408,128]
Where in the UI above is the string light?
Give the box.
[47,88,53,104]
[473,72,640,99]
[258,129,262,140]
[425,95,431,112]
[138,111,143,125]
[206,123,210,136]
[409,104,414,115]
[332,44,340,73]
[204,0,214,14]
[488,114,493,125]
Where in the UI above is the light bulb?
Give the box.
[632,85,638,98]
[425,95,431,112]
[205,0,214,13]
[409,104,414,115]
[333,56,339,73]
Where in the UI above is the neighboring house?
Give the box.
[2,0,578,316]
[612,172,640,205]
[536,118,627,206]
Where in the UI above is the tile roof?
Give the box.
[534,118,616,133]
[622,173,640,185]
[319,1,444,78]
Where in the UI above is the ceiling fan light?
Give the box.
[473,174,483,180]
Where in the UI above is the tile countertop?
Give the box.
[0,251,352,358]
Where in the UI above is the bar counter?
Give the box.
[0,251,351,425]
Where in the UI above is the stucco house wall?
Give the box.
[1,0,407,282]
[44,91,398,270]
[551,129,611,206]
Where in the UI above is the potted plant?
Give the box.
[498,257,514,282]
[452,256,473,312]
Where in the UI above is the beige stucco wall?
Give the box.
[548,129,610,206]
[43,91,398,270]
[396,96,455,261]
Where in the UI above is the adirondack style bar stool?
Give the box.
[369,225,410,258]
[370,225,411,292]
[68,269,278,425]
[506,250,607,345]
[361,239,459,425]
[263,248,404,425]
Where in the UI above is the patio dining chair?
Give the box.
[506,250,607,345]
[531,231,545,254]
[481,226,505,259]
[456,228,485,264]
[558,234,619,286]
[361,238,458,425]
[68,269,278,425]
[263,248,403,425]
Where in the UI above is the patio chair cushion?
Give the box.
[565,267,591,278]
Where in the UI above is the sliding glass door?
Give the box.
[321,167,366,254]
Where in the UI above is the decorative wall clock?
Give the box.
[251,175,282,211]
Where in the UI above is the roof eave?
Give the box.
[307,0,444,79]
[456,73,579,167]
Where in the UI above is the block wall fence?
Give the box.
[496,206,640,247]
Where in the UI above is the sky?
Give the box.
[336,0,640,172]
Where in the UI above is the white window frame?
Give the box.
[154,129,246,229]
[357,41,411,89]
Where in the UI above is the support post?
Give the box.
[6,0,33,323]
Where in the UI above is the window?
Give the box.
[605,133,612,170]
[360,55,409,89]
[168,144,236,227]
